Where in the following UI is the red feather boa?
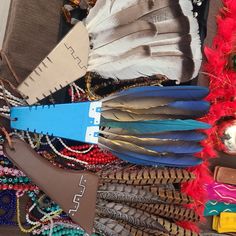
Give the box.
[181,0,236,231]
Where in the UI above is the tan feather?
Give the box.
[100,167,195,185]
[128,202,199,222]
[120,223,170,236]
[94,217,131,236]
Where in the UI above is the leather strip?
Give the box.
[3,137,98,235]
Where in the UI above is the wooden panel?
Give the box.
[0,0,11,48]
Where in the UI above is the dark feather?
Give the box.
[97,201,166,232]
[103,86,209,102]
[110,150,202,168]
[94,217,131,236]
[97,183,165,204]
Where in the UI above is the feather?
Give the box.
[101,119,211,133]
[103,128,207,141]
[101,103,209,121]
[87,0,179,33]
[145,143,202,154]
[89,19,192,57]
[128,202,200,222]
[156,217,199,236]
[103,100,209,114]
[97,183,165,204]
[94,217,130,236]
[86,0,202,82]
[99,136,160,156]
[103,86,209,102]
[101,109,196,122]
[142,130,206,141]
[96,201,198,236]
[136,186,194,204]
[103,96,175,110]
[110,150,202,168]
[100,131,202,153]
[100,130,201,147]
[99,136,202,167]
[100,167,195,185]
[89,44,196,82]
[158,217,197,236]
[103,95,210,120]
[97,201,166,232]
[120,221,170,236]
[120,223,169,236]
[86,0,110,31]
[169,101,210,112]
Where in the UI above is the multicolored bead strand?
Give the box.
[0,165,25,177]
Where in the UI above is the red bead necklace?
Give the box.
[60,144,117,165]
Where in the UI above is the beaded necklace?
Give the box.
[60,144,117,165]
[0,165,25,177]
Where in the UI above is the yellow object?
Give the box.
[212,215,220,231]
[212,212,236,233]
